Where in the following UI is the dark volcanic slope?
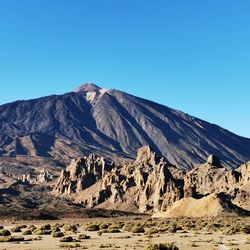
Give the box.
[0,83,250,169]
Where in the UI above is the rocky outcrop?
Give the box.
[20,169,54,184]
[54,154,114,195]
[232,161,250,211]
[36,169,54,183]
[153,193,250,218]
[206,154,222,167]
[183,162,241,198]
[54,146,184,212]
[53,146,250,216]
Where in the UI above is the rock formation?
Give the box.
[232,161,250,211]
[36,169,54,183]
[53,146,250,216]
[54,146,183,212]
[20,169,54,184]
[206,154,222,167]
[54,154,114,195]
[153,193,250,218]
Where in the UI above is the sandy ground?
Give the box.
[0,219,249,250]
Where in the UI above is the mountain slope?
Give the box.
[0,83,250,169]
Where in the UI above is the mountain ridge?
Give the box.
[0,83,250,169]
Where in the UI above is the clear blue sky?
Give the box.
[0,0,249,138]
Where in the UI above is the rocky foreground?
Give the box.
[0,145,249,219]
[53,146,250,217]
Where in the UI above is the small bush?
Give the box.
[52,226,61,232]
[58,223,65,228]
[123,223,134,232]
[60,243,83,248]
[146,243,179,250]
[52,223,60,228]
[168,227,177,233]
[85,224,100,231]
[110,222,124,229]
[52,231,64,238]
[145,227,159,235]
[59,236,74,242]
[11,226,22,233]
[28,225,37,231]
[40,224,51,230]
[107,228,121,233]
[34,229,52,235]
[19,225,27,229]
[42,230,52,235]
[22,229,32,235]
[63,224,77,232]
[99,244,113,248]
[241,225,250,234]
[78,234,91,240]
[34,229,43,235]
[99,223,109,229]
[131,226,145,233]
[224,227,239,235]
[100,229,108,233]
[0,236,24,242]
[0,229,11,236]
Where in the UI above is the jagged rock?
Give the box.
[19,169,54,184]
[135,146,162,165]
[232,161,250,210]
[207,154,221,167]
[36,169,54,183]
[21,174,31,183]
[53,146,181,212]
[54,154,114,195]
[53,146,250,216]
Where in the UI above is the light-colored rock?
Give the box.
[36,169,54,183]
[53,146,250,216]
[153,193,250,218]
[207,154,221,167]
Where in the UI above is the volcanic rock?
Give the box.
[1,83,250,170]
[153,193,250,218]
[53,146,250,216]
[207,154,221,167]
[54,146,183,212]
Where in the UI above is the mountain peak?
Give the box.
[74,83,101,92]
[0,81,250,170]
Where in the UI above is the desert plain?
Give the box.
[0,216,249,250]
